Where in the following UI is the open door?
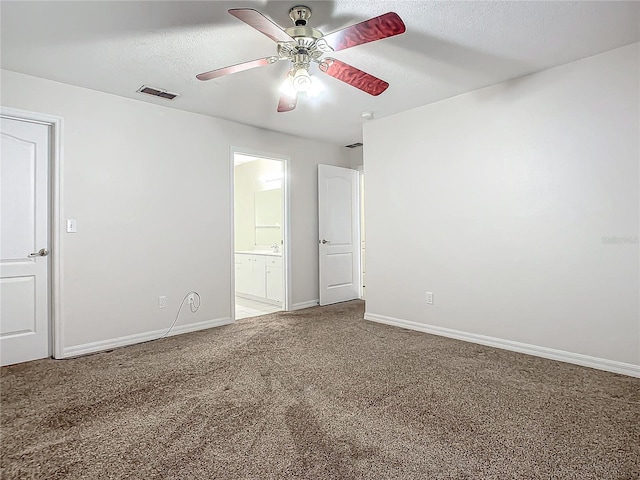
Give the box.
[318,164,360,306]
[1,117,51,365]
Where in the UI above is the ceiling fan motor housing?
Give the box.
[284,6,335,68]
[278,23,326,68]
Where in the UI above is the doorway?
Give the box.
[232,151,289,320]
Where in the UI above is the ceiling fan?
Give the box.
[196,5,406,112]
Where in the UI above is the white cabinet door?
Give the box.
[266,256,283,304]
[234,254,252,295]
[248,255,266,298]
[266,267,283,304]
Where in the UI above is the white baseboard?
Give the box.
[62,317,234,359]
[364,312,640,378]
[291,299,319,311]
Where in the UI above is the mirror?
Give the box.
[255,188,282,245]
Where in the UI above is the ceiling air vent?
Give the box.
[345,142,363,149]
[137,85,180,100]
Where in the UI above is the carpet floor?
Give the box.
[1,300,639,479]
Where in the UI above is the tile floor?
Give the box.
[235,296,282,320]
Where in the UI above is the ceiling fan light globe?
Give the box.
[279,76,297,99]
[292,69,312,92]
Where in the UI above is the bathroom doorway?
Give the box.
[232,151,289,320]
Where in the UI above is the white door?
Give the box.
[318,164,360,306]
[0,117,50,366]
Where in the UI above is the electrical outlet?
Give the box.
[158,296,167,309]
[426,292,433,305]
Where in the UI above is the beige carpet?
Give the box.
[1,300,639,479]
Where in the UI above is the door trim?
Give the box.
[358,168,365,300]
[1,106,64,360]
[229,146,292,318]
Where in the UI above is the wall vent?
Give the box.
[345,142,363,148]
[137,85,180,100]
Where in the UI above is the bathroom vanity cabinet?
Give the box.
[235,252,282,305]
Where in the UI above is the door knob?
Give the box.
[320,239,330,244]
[28,248,49,257]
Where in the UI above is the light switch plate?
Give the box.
[66,219,77,233]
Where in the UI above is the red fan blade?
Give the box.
[320,58,389,96]
[323,12,405,52]
[277,92,297,112]
[196,57,278,81]
[229,8,294,43]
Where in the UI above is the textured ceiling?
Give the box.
[1,1,638,146]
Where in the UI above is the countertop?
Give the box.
[235,250,282,257]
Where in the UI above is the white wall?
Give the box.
[347,146,364,170]
[363,43,639,373]
[1,69,349,355]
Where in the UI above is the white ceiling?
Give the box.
[1,1,638,146]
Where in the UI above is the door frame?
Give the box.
[1,106,64,360]
[357,167,365,300]
[229,146,291,320]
